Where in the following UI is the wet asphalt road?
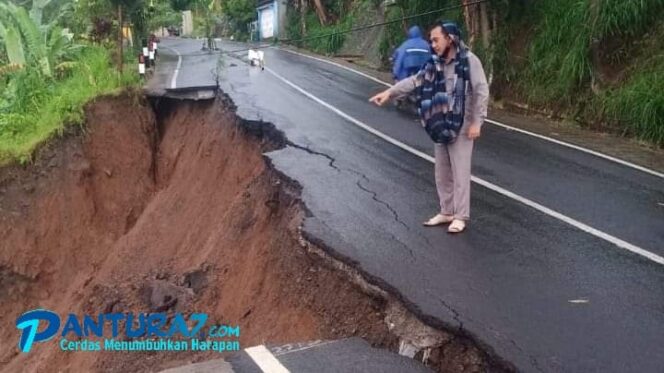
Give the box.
[160,339,432,373]
[155,38,664,373]
[228,339,433,373]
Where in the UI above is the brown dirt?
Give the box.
[0,93,396,373]
[0,91,510,373]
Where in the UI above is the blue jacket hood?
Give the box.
[407,26,422,39]
[393,25,431,80]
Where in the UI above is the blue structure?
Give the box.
[257,0,286,40]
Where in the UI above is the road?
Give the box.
[159,339,433,373]
[153,38,664,373]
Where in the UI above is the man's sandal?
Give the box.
[447,219,466,233]
[423,214,454,226]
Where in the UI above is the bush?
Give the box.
[0,46,140,164]
[500,0,664,145]
[599,56,664,145]
[302,13,354,55]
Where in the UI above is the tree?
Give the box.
[170,0,197,11]
[202,0,220,49]
[311,0,328,26]
[74,0,150,70]
[221,0,255,36]
[147,0,181,32]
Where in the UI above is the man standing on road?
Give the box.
[370,21,489,233]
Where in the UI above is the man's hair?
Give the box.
[431,20,462,45]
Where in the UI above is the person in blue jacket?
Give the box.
[392,26,431,82]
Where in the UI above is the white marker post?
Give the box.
[138,54,145,78]
[142,47,149,68]
[149,49,155,67]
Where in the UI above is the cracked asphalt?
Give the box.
[151,38,664,373]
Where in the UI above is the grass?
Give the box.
[521,0,591,104]
[0,45,140,165]
[598,47,664,145]
[511,0,664,145]
[522,0,662,102]
[301,12,355,55]
[600,69,664,144]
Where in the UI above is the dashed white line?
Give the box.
[265,66,664,266]
[277,47,664,179]
[245,345,290,373]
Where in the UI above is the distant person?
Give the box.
[370,21,489,234]
[392,26,431,82]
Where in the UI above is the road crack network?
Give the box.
[424,289,464,333]
[287,142,340,172]
[355,179,410,231]
[289,143,415,259]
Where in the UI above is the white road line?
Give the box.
[265,66,664,266]
[245,345,290,373]
[483,118,664,179]
[278,48,392,88]
[161,45,182,89]
[278,48,664,179]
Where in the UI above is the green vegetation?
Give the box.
[179,0,254,41]
[597,31,664,144]
[0,46,139,164]
[221,0,256,39]
[148,0,182,33]
[279,0,663,145]
[514,0,664,144]
[2,0,661,157]
[521,0,659,101]
[0,0,140,165]
[286,11,353,55]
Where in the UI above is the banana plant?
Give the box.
[0,21,27,66]
[30,0,54,26]
[0,1,75,78]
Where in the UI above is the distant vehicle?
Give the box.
[167,26,180,37]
